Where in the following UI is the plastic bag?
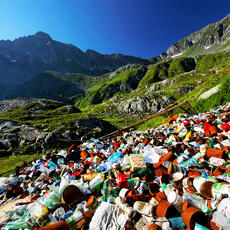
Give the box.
[3,206,31,229]
[58,173,70,194]
[28,202,49,219]
[39,191,61,209]
[89,202,128,230]
[142,146,161,164]
[108,152,124,165]
[70,179,91,194]
[0,177,13,187]
[1,220,30,230]
[212,211,230,230]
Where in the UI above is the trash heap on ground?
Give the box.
[0,102,230,230]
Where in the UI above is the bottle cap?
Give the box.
[161,183,167,189]
[202,206,211,214]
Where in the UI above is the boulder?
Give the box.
[117,95,175,115]
[44,130,62,148]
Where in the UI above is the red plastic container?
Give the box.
[116,173,127,187]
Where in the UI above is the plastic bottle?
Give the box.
[167,191,183,211]
[116,173,128,188]
[179,128,188,138]
[89,173,104,191]
[182,192,206,210]
[65,211,83,227]
[127,177,140,188]
[161,183,175,197]
[133,200,155,217]
[168,217,186,229]
[59,210,74,221]
[178,158,200,168]
[101,179,113,201]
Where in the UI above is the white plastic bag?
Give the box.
[142,146,161,164]
[89,202,128,230]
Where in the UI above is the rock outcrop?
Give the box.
[117,95,175,115]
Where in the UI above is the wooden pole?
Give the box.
[99,100,191,139]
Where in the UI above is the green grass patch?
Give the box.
[196,51,230,72]
[181,47,204,57]
[194,73,230,112]
[139,62,169,86]
[136,115,167,130]
[168,57,195,78]
[0,153,43,177]
[216,40,230,52]
[81,66,147,105]
[102,117,140,129]
[0,101,89,132]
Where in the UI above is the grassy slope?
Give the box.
[0,153,43,176]
[75,66,147,108]
[79,51,230,130]
[138,62,169,86]
[0,100,89,132]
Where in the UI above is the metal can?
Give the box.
[167,191,183,211]
[83,172,97,182]
[212,183,230,198]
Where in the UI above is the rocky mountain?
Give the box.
[0,31,149,85]
[158,14,230,59]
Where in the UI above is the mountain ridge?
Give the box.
[0,31,149,85]
[159,14,230,59]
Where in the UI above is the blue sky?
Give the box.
[0,0,230,58]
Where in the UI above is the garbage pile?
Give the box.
[0,102,230,230]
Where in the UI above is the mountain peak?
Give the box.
[34,31,52,40]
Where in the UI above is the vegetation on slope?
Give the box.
[80,52,230,131]
[0,100,87,132]
[0,153,43,177]
[138,62,169,86]
[75,66,148,107]
[195,51,230,72]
